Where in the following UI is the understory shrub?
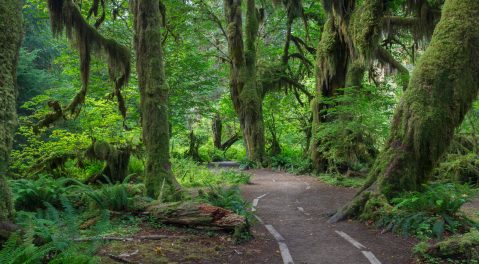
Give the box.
[375,183,477,239]
[314,84,395,172]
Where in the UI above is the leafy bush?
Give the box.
[376,184,477,239]
[314,84,395,172]
[10,176,77,211]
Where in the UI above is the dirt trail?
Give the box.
[241,169,416,264]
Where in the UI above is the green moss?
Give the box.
[426,229,479,260]
[132,0,182,199]
[359,193,391,221]
[350,0,384,61]
[0,0,23,222]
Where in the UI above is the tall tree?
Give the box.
[0,0,23,232]
[330,0,479,222]
[131,0,181,199]
[224,0,265,163]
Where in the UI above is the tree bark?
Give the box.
[187,130,201,162]
[212,113,222,149]
[330,0,479,223]
[0,0,23,225]
[224,0,265,164]
[310,17,350,172]
[131,0,181,199]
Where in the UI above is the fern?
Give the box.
[377,183,478,239]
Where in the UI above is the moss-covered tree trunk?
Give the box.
[131,0,181,199]
[330,0,479,222]
[310,18,349,172]
[212,114,222,149]
[224,0,265,164]
[0,0,22,224]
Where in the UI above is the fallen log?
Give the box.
[144,201,247,232]
[426,229,479,261]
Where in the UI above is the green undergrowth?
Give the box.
[269,152,312,175]
[374,183,477,240]
[173,158,251,187]
[318,173,366,188]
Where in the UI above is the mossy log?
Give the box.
[426,229,479,261]
[145,202,247,231]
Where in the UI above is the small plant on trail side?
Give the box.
[375,183,478,239]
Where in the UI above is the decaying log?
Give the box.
[145,201,247,231]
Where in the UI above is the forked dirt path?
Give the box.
[240,169,416,264]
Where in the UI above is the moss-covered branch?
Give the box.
[37,0,131,129]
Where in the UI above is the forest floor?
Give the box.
[97,168,425,264]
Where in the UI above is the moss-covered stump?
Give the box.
[425,229,479,261]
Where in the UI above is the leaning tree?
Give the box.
[310,0,439,173]
[330,0,479,222]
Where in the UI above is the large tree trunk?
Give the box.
[310,17,349,172]
[0,0,22,225]
[330,0,479,223]
[224,0,265,164]
[131,0,181,199]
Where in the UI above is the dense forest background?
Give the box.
[0,0,478,263]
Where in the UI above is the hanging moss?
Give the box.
[225,0,265,164]
[85,141,131,183]
[0,0,23,223]
[349,0,384,61]
[38,0,131,129]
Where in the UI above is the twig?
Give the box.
[74,234,182,242]
[107,254,138,264]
